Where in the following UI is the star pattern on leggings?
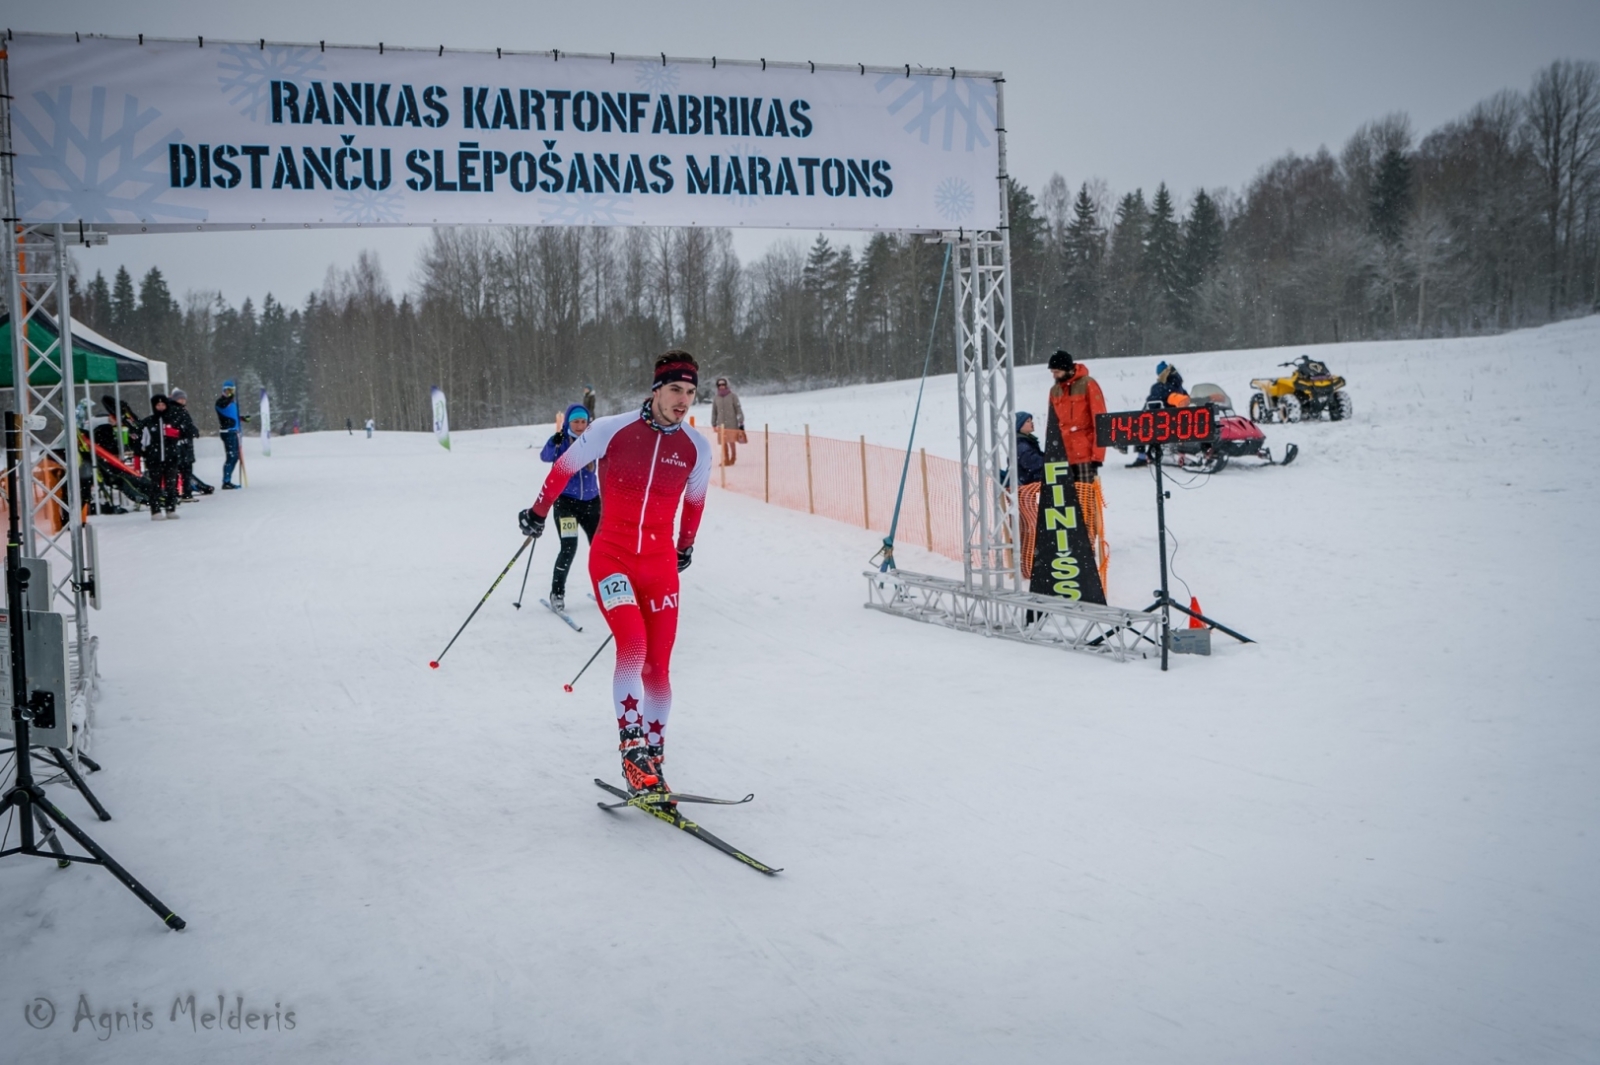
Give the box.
[646,720,664,742]
[620,694,639,714]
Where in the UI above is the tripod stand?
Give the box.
[0,412,184,929]
[1145,442,1253,672]
[0,743,112,820]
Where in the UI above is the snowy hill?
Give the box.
[3,317,1597,1063]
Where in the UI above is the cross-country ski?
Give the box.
[539,598,583,631]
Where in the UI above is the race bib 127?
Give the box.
[597,573,636,611]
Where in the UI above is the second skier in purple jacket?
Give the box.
[539,403,602,612]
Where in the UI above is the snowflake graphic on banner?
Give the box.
[335,187,406,224]
[934,178,975,222]
[217,43,326,122]
[723,141,769,209]
[538,194,635,226]
[11,86,206,225]
[635,61,681,94]
[873,74,997,152]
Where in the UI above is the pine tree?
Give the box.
[1007,179,1051,361]
[1060,184,1105,356]
[1104,190,1150,355]
[1144,183,1184,328]
[1179,190,1225,329]
[110,266,136,338]
[82,270,113,334]
[134,267,179,356]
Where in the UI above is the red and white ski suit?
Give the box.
[531,408,711,749]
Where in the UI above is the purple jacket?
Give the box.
[539,403,601,501]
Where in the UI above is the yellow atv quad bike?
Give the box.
[1249,355,1353,423]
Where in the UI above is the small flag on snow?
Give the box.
[431,386,450,451]
[260,389,271,456]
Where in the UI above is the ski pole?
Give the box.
[430,536,535,669]
[512,539,537,609]
[563,633,614,692]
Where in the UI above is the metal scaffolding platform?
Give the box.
[864,570,1159,661]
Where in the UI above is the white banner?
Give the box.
[431,387,450,450]
[7,34,1003,232]
[260,389,272,455]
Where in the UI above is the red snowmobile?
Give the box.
[1163,384,1298,473]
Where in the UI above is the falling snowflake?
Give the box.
[635,61,681,94]
[11,85,207,225]
[335,187,406,224]
[873,74,997,152]
[538,194,635,226]
[934,177,975,222]
[217,43,326,122]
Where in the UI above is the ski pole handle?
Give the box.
[564,633,614,692]
[430,536,534,668]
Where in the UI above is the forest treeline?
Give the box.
[57,58,1600,433]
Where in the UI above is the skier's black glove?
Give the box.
[548,432,563,447]
[518,509,545,538]
[677,546,693,572]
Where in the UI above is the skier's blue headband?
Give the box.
[569,407,590,423]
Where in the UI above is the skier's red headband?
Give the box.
[653,360,699,390]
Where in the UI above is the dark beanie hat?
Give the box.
[652,350,699,390]
[1047,349,1074,372]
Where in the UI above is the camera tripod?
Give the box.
[0,412,183,929]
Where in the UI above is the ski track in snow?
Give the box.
[2,318,1598,1063]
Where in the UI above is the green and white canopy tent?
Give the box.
[0,311,170,436]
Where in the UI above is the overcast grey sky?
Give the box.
[9,0,1599,307]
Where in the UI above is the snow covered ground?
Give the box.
[3,317,1597,1063]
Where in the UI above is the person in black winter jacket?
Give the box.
[1144,361,1187,409]
[139,394,183,518]
[1129,361,1189,467]
[1016,411,1045,486]
[167,389,213,497]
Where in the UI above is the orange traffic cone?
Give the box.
[1188,596,1207,629]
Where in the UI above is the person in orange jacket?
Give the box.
[1047,349,1106,482]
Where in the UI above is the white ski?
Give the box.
[540,599,583,631]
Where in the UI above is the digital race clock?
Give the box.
[1095,406,1219,448]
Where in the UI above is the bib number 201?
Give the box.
[598,573,636,611]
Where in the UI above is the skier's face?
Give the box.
[652,381,694,425]
[568,416,589,435]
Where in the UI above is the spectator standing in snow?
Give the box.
[214,380,247,488]
[168,389,212,497]
[710,376,745,466]
[365,417,375,439]
[1047,350,1106,483]
[538,404,601,613]
[139,394,183,519]
[582,384,599,418]
[1016,411,1046,582]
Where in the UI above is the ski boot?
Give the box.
[549,593,565,613]
[619,717,659,793]
[646,746,671,797]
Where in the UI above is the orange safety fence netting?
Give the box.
[695,426,969,563]
[0,454,69,536]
